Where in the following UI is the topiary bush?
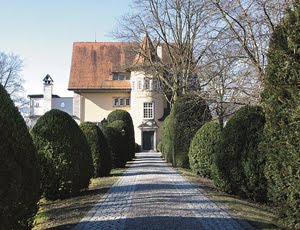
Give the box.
[103,120,127,168]
[80,122,112,177]
[261,4,300,228]
[189,121,221,178]
[212,106,267,202]
[31,109,93,200]
[0,84,40,229]
[107,109,135,160]
[160,115,173,163]
[170,94,211,168]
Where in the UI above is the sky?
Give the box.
[0,0,133,97]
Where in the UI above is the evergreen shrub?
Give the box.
[107,109,135,160]
[80,122,112,177]
[171,94,211,168]
[160,115,173,163]
[31,109,93,200]
[261,4,300,227]
[189,121,221,178]
[213,106,267,202]
[104,120,127,168]
[0,84,40,229]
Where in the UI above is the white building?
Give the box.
[68,36,169,151]
[27,74,73,127]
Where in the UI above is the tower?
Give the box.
[43,74,53,113]
[130,35,165,151]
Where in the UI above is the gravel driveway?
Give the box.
[74,152,254,230]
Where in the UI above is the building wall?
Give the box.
[52,97,73,115]
[29,98,44,116]
[130,71,165,148]
[80,92,130,122]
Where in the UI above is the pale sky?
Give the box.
[0,0,133,97]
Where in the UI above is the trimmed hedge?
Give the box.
[170,94,211,168]
[0,84,40,229]
[104,120,127,168]
[31,109,93,200]
[80,122,112,177]
[107,110,135,160]
[160,115,173,163]
[212,106,267,202]
[189,121,221,178]
[261,4,300,228]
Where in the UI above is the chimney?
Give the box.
[43,74,53,113]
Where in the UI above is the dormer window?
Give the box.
[112,72,130,80]
[113,73,118,80]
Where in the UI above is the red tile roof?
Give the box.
[68,42,137,91]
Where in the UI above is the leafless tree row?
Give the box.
[115,0,293,126]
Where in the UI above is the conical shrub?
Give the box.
[31,109,93,200]
[0,84,40,229]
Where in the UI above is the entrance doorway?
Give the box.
[142,131,154,151]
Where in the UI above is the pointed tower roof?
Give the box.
[134,34,158,65]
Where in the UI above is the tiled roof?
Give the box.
[68,42,138,91]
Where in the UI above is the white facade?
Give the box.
[130,71,165,151]
[27,75,74,127]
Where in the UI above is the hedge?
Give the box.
[189,121,221,178]
[104,120,127,168]
[261,4,300,228]
[212,106,267,202]
[80,122,112,177]
[160,115,173,163]
[0,84,40,229]
[107,109,135,160]
[31,109,93,200]
[170,94,211,168]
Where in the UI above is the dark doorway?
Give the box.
[142,131,154,151]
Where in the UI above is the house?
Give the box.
[27,74,73,127]
[68,36,168,151]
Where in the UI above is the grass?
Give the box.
[33,167,129,230]
[176,168,284,230]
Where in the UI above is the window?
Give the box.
[144,79,150,90]
[120,98,124,106]
[132,81,135,91]
[138,80,142,91]
[119,74,124,80]
[143,102,154,119]
[35,102,39,107]
[113,73,118,80]
[113,97,130,107]
[112,72,129,80]
[114,98,119,106]
[126,98,130,106]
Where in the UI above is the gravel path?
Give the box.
[74,152,254,230]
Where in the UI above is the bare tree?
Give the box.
[0,51,26,108]
[115,0,217,104]
[198,45,260,127]
[210,0,292,81]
